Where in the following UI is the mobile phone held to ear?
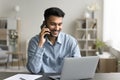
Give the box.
[40,22,46,29]
[40,22,50,38]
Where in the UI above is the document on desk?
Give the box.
[4,74,42,80]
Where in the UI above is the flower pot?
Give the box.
[9,45,16,52]
[98,47,103,54]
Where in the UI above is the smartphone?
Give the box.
[40,22,46,29]
[40,22,51,37]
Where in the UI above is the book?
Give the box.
[89,21,96,28]
[92,23,96,29]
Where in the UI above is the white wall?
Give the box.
[0,0,103,52]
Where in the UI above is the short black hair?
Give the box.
[44,7,65,21]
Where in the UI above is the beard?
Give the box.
[49,30,61,37]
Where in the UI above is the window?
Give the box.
[103,0,120,51]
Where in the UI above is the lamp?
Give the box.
[14,5,20,13]
[14,5,21,51]
[87,3,100,19]
[14,5,20,20]
[15,5,20,12]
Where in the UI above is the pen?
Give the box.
[19,77,26,80]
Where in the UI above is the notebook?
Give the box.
[49,56,99,80]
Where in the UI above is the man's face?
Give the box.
[46,15,63,37]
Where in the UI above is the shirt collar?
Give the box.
[57,32,62,44]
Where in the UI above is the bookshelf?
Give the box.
[75,18,97,56]
[0,18,19,51]
[0,19,8,46]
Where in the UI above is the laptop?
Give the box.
[49,56,99,80]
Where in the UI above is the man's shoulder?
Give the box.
[30,35,39,42]
[60,32,76,41]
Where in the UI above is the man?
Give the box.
[27,7,81,74]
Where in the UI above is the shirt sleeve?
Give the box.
[26,38,45,74]
[68,36,81,57]
[73,42,81,57]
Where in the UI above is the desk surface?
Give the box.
[1,72,120,80]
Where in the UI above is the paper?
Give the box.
[4,74,42,80]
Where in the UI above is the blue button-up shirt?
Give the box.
[27,32,81,74]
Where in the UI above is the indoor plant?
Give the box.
[95,39,106,54]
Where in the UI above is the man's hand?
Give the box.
[38,27,50,47]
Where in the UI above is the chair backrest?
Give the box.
[0,45,8,50]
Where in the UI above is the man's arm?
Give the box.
[27,38,45,74]
[72,42,81,57]
[68,36,81,57]
[27,25,50,74]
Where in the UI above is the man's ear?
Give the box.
[43,21,46,25]
[44,21,48,28]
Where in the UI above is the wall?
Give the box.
[0,0,103,52]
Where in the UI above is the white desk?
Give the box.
[1,72,120,80]
[94,73,120,80]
